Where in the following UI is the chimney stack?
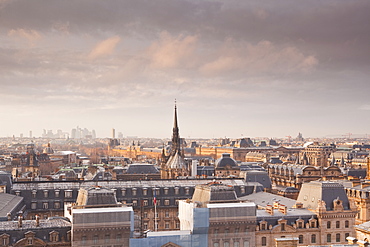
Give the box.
[7,213,11,221]
[18,214,22,228]
[36,215,40,227]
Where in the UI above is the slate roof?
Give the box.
[76,187,117,206]
[296,181,351,211]
[0,217,71,231]
[166,151,186,169]
[239,191,296,208]
[215,153,237,168]
[126,164,159,174]
[0,193,24,221]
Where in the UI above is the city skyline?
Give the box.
[1,0,370,138]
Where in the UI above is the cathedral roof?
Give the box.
[166,150,186,169]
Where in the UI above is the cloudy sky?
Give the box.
[1,0,369,139]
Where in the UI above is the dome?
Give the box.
[215,153,237,168]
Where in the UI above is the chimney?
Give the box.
[361,183,370,189]
[18,214,22,228]
[352,180,361,187]
[35,215,40,227]
[278,204,287,215]
[357,240,369,247]
[347,237,357,245]
[266,204,274,215]
[7,213,11,221]
[294,202,303,209]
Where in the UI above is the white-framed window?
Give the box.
[31,202,37,210]
[164,199,170,205]
[43,202,48,209]
[43,190,48,198]
[65,190,72,198]
[55,190,60,198]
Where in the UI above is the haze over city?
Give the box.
[1,0,369,138]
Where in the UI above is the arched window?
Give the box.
[345,220,349,228]
[311,234,316,243]
[336,233,340,242]
[327,221,331,229]
[327,234,331,243]
[299,235,303,244]
[336,221,340,228]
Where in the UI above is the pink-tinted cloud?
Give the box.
[8,28,41,45]
[88,36,121,60]
[148,31,198,69]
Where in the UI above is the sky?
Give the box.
[0,0,370,139]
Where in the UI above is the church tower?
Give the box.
[161,102,188,179]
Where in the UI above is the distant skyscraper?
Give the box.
[29,131,32,138]
[71,129,77,139]
[111,128,115,139]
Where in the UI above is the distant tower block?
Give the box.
[111,128,116,139]
[29,131,32,138]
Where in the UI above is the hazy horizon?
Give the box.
[1,0,369,139]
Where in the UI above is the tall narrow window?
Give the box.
[299,235,303,244]
[311,234,316,243]
[262,237,267,246]
[327,234,331,243]
[336,233,340,242]
[327,221,331,229]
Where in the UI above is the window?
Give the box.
[185,187,190,195]
[175,187,180,195]
[298,222,303,228]
[327,234,331,243]
[144,223,148,230]
[82,236,87,244]
[31,202,37,210]
[54,201,60,209]
[164,200,170,206]
[224,241,229,247]
[176,222,180,229]
[132,188,137,196]
[235,227,239,233]
[27,238,33,245]
[93,235,98,244]
[165,211,169,218]
[327,221,331,229]
[143,200,148,206]
[225,228,229,234]
[214,229,218,236]
[299,235,303,244]
[336,221,340,228]
[262,237,267,246]
[311,234,316,243]
[65,190,72,198]
[43,190,48,198]
[143,188,147,196]
[43,202,49,209]
[133,200,137,206]
[164,188,169,195]
[345,233,350,239]
[345,220,349,228]
[32,190,37,198]
[121,189,126,196]
[214,243,219,247]
[234,241,240,247]
[281,223,285,231]
[15,190,21,196]
[336,233,340,242]
[55,190,60,198]
[105,234,110,243]
[116,234,121,242]
[243,240,249,247]
[165,222,170,229]
[144,212,148,218]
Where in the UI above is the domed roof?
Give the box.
[215,153,237,168]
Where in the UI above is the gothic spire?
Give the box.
[171,100,181,156]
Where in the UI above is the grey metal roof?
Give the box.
[0,193,24,220]
[0,218,71,231]
[126,164,159,174]
[239,192,296,208]
[215,153,237,168]
[297,181,351,211]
